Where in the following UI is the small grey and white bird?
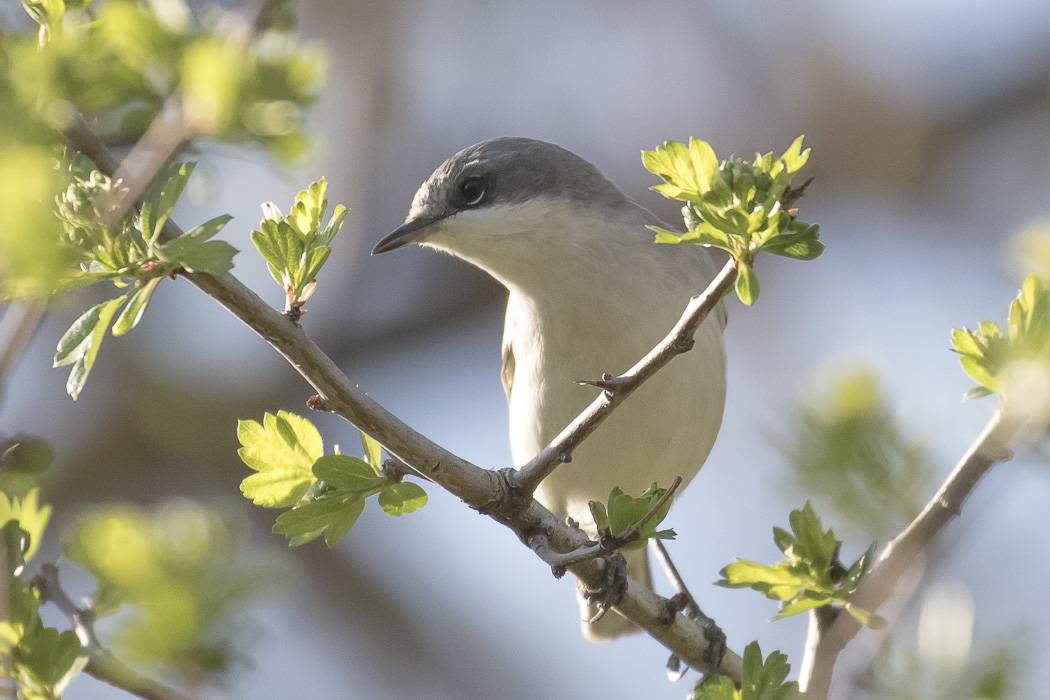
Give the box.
[373,137,727,640]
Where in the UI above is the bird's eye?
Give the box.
[459,177,486,206]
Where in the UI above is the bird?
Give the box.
[372,137,727,640]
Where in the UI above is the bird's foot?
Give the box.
[576,554,629,623]
[663,594,726,680]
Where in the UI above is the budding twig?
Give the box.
[799,406,1023,697]
[61,114,744,682]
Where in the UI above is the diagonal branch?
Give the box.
[798,406,1023,697]
[61,114,745,681]
[34,564,197,700]
[512,261,736,494]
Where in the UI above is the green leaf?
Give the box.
[735,262,759,305]
[311,455,382,493]
[0,489,51,564]
[142,161,196,245]
[717,560,803,592]
[54,295,128,400]
[360,431,383,473]
[12,626,84,690]
[112,277,163,336]
[273,493,363,537]
[963,385,993,401]
[594,483,676,551]
[589,499,609,533]
[378,482,428,516]
[641,138,719,202]
[760,224,824,260]
[319,204,347,246]
[780,135,810,174]
[157,214,237,274]
[297,245,331,290]
[693,642,796,700]
[323,497,366,547]
[772,595,832,620]
[237,411,323,507]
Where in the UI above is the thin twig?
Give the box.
[61,111,745,682]
[513,262,736,495]
[0,300,46,388]
[652,539,702,618]
[34,564,198,700]
[799,406,1022,697]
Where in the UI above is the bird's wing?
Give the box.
[500,335,515,403]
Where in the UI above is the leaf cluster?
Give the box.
[642,135,822,305]
[717,502,882,627]
[63,500,268,679]
[1,486,86,700]
[51,158,237,399]
[588,482,676,551]
[12,0,323,161]
[952,274,1050,402]
[692,641,796,700]
[237,412,427,547]
[251,178,347,314]
[778,367,933,539]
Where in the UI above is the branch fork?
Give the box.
[62,114,744,682]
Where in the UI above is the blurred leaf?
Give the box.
[952,274,1050,408]
[0,489,51,563]
[12,627,86,700]
[0,437,53,498]
[65,501,269,680]
[777,366,933,538]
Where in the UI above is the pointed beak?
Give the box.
[371,213,449,255]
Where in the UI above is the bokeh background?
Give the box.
[3,0,1050,697]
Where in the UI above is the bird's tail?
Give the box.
[579,546,652,641]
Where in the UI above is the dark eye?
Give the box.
[459,177,486,206]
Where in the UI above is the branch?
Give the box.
[652,540,727,682]
[34,564,197,700]
[513,261,736,494]
[61,116,744,681]
[798,406,1023,697]
[0,300,45,386]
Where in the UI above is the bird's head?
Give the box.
[372,137,654,287]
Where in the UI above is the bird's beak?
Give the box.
[371,213,448,255]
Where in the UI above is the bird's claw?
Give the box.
[576,554,629,622]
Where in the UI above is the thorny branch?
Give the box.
[798,407,1023,698]
[62,115,744,681]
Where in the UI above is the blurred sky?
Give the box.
[4,0,1050,698]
